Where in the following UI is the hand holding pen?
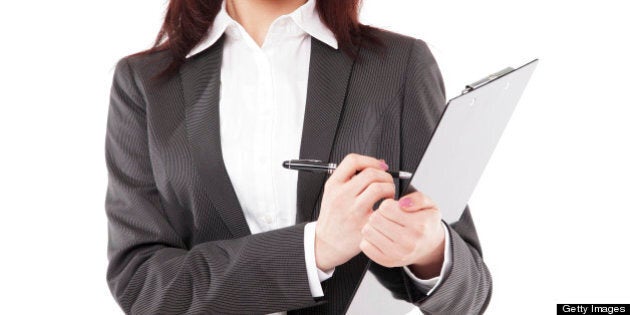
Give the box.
[287,154,397,270]
[282,155,445,278]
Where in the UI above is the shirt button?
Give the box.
[263,214,273,225]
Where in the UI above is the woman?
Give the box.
[105,0,492,314]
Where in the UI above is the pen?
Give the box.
[282,159,413,179]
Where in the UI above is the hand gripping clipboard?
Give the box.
[345,59,539,315]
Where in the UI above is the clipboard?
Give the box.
[402,59,539,224]
[345,59,539,314]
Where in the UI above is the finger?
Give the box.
[377,199,408,227]
[346,167,394,196]
[362,221,396,246]
[398,191,437,212]
[359,239,388,264]
[360,239,398,268]
[362,222,409,261]
[354,182,396,213]
[328,153,387,183]
[368,211,405,240]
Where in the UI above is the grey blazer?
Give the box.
[105,29,492,314]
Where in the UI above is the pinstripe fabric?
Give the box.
[105,29,492,314]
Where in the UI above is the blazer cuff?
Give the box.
[413,222,492,314]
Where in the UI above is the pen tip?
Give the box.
[282,161,290,169]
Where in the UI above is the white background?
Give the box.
[0,0,628,314]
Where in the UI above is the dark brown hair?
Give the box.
[141,0,381,77]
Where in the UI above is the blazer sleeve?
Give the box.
[396,39,493,314]
[105,58,321,315]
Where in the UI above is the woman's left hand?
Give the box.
[360,190,446,279]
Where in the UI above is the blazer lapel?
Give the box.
[181,36,251,238]
[181,34,367,314]
[296,38,357,223]
[292,39,375,315]
[180,35,356,235]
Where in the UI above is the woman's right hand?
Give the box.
[314,153,396,271]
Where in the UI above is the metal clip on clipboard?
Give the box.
[462,67,515,94]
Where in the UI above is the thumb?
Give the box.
[398,197,418,212]
[398,191,436,212]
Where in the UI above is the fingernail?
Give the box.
[399,198,413,208]
[379,160,389,170]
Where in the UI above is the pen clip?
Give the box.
[296,159,323,163]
